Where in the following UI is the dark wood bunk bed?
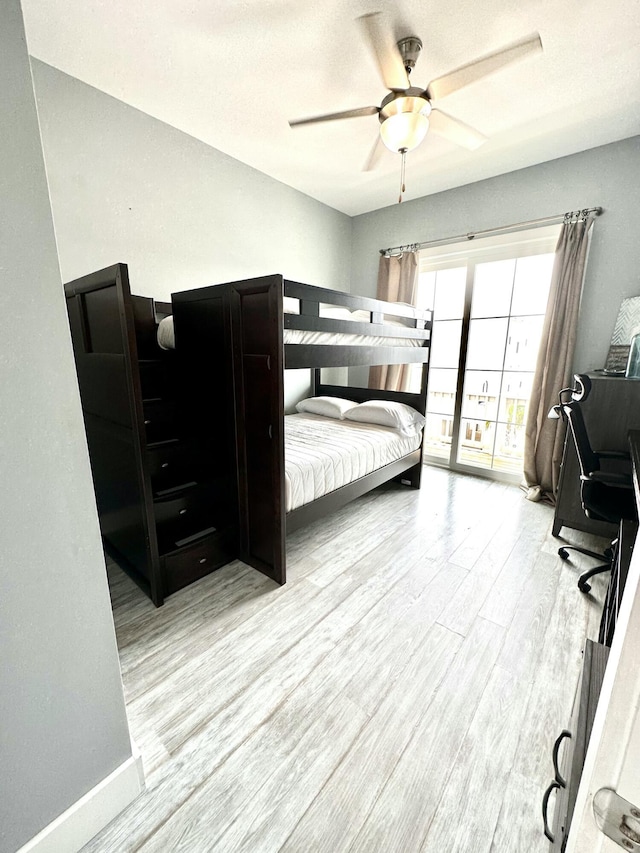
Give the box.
[171,273,431,587]
[64,263,236,607]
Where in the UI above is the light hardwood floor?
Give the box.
[84,466,608,853]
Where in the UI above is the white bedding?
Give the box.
[285,305,424,348]
[156,308,424,351]
[285,413,421,512]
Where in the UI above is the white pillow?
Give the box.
[157,315,175,350]
[344,400,426,436]
[283,299,352,320]
[319,306,353,320]
[283,296,300,314]
[295,396,357,419]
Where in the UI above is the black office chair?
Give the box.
[554,376,637,592]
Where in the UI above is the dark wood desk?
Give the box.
[628,429,640,504]
[549,432,640,850]
[545,429,640,849]
[545,640,609,851]
[553,374,640,538]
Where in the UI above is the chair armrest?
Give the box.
[595,450,631,460]
[586,470,633,487]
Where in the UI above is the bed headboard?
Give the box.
[313,372,428,416]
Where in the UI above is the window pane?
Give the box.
[461,370,501,420]
[430,319,462,368]
[498,372,534,425]
[416,271,436,311]
[404,363,424,394]
[466,317,509,370]
[458,419,496,469]
[471,259,516,318]
[493,423,526,473]
[427,368,458,415]
[424,413,453,460]
[433,267,466,319]
[504,316,545,371]
[511,254,555,316]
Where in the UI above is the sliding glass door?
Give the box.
[418,266,466,463]
[412,226,559,481]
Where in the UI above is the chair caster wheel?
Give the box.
[558,548,570,560]
[578,580,591,594]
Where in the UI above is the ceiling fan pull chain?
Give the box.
[399,147,407,203]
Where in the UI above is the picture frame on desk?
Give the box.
[603,344,629,374]
[604,295,640,372]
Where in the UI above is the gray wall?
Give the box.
[31,61,353,303]
[30,60,353,411]
[0,4,134,851]
[351,137,640,373]
[31,58,640,378]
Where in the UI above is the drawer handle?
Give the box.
[179,508,188,515]
[161,462,169,469]
[542,780,560,842]
[552,730,572,787]
[144,419,151,425]
[199,557,207,564]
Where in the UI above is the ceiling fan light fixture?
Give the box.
[380,111,429,153]
[378,91,432,153]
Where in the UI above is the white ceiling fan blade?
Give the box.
[358,12,410,92]
[289,106,379,128]
[429,109,487,150]
[426,33,542,101]
[362,134,386,171]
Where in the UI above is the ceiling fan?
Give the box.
[289,13,542,199]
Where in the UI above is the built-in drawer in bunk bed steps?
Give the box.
[171,273,431,587]
[64,263,236,606]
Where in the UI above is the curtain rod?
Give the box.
[379,207,603,257]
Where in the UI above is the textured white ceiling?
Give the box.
[21,0,640,216]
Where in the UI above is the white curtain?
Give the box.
[369,251,419,391]
[523,213,596,501]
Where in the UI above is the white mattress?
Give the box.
[156,309,424,351]
[285,413,422,512]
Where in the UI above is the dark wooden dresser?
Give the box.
[553,374,640,538]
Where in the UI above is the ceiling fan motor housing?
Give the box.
[397,36,423,74]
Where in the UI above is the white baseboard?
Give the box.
[17,748,145,853]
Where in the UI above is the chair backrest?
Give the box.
[570,373,592,403]
[562,400,601,478]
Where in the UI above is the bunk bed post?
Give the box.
[311,368,321,397]
[228,275,286,584]
[409,355,430,489]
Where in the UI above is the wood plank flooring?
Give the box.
[83,466,608,853]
